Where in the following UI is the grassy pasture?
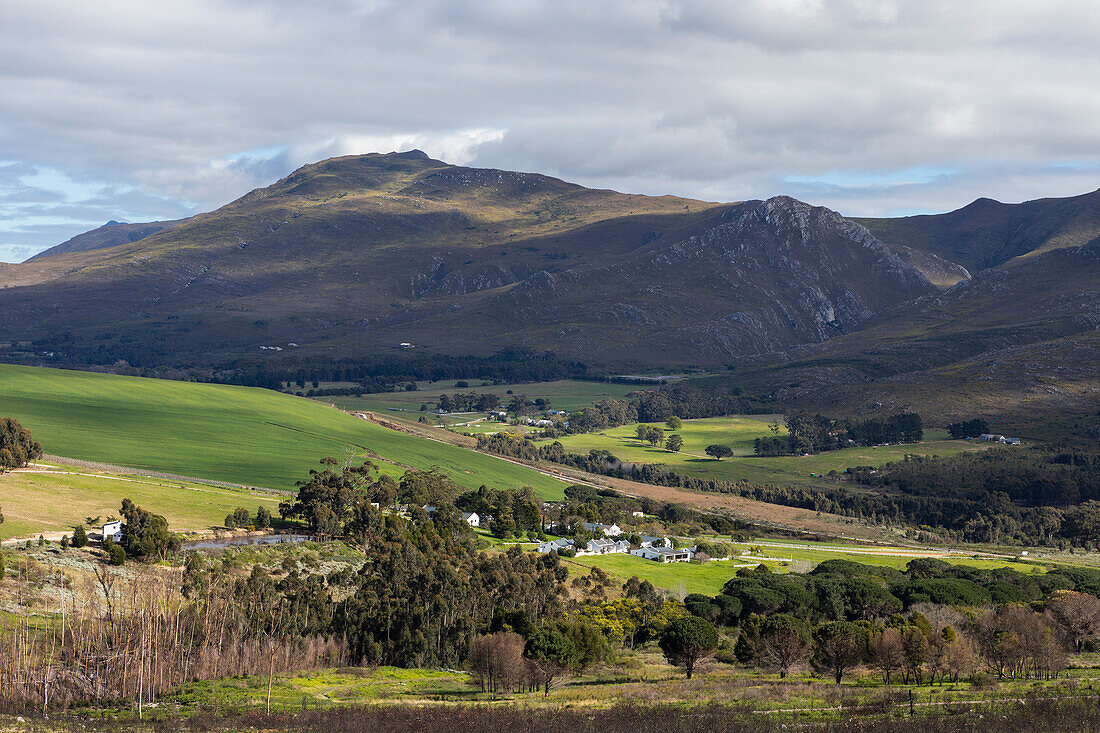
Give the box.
[0,363,566,497]
[0,463,285,540]
[570,539,1039,596]
[539,418,985,488]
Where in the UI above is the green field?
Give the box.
[0,364,566,498]
[571,539,1039,596]
[0,463,285,539]
[321,379,646,414]
[539,417,985,488]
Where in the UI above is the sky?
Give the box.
[2,0,1100,262]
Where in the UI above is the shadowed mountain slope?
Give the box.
[0,151,938,369]
[29,218,188,260]
[857,188,1100,273]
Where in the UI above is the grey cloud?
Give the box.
[0,0,1098,260]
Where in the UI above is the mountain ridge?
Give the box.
[0,151,945,369]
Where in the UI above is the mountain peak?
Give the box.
[391,149,430,160]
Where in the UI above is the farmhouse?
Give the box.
[537,538,575,554]
[461,512,480,527]
[101,520,123,543]
[631,546,691,563]
[586,538,630,555]
[979,433,1021,445]
[638,535,672,548]
[583,522,622,537]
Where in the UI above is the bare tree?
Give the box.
[759,615,810,678]
[868,628,904,684]
[1047,590,1100,652]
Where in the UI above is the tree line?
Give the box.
[686,559,1100,684]
[754,412,924,456]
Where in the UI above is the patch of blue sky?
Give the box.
[226,145,288,164]
[784,166,959,188]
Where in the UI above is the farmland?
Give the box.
[538,417,988,488]
[569,538,1040,596]
[0,462,284,540]
[0,364,566,497]
[321,378,648,414]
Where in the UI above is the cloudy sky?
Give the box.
[2,0,1100,262]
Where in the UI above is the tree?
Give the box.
[759,614,810,678]
[106,541,126,566]
[666,416,682,430]
[1047,590,1100,652]
[0,417,42,473]
[256,505,272,529]
[525,627,579,696]
[868,628,905,684]
[60,535,70,549]
[812,621,865,684]
[901,626,930,684]
[659,616,719,679]
[705,444,733,460]
[645,426,665,447]
[468,631,526,697]
[232,507,251,528]
[635,424,650,442]
[665,434,684,452]
[119,499,179,560]
[71,524,88,548]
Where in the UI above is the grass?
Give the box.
[0,363,566,498]
[569,538,1043,596]
[164,666,477,713]
[539,418,986,488]
[322,379,646,414]
[0,462,286,539]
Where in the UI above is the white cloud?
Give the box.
[1,0,1099,260]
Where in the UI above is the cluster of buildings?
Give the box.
[978,433,1021,445]
[537,525,693,562]
[420,506,483,527]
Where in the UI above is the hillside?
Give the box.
[857,188,1100,273]
[0,151,940,370]
[696,239,1100,436]
[28,218,187,260]
[0,363,567,497]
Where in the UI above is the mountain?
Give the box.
[28,218,188,260]
[856,188,1100,273]
[699,237,1100,435]
[0,151,941,369]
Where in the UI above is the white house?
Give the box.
[586,538,629,555]
[637,535,671,548]
[631,511,645,518]
[978,433,1003,442]
[583,522,622,537]
[462,512,480,527]
[102,520,123,543]
[537,538,575,554]
[631,546,691,563]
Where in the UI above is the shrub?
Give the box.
[107,543,126,566]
